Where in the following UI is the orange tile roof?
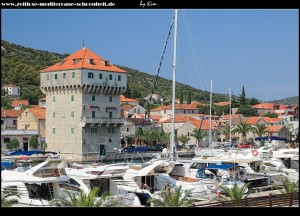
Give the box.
[40,48,126,73]
[262,117,283,123]
[150,115,161,121]
[251,103,280,110]
[120,94,139,102]
[267,125,283,133]
[215,101,230,106]
[3,84,17,87]
[222,114,244,120]
[11,100,29,107]
[121,104,136,111]
[28,108,46,120]
[245,117,262,125]
[1,110,24,118]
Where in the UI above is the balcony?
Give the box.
[80,117,124,127]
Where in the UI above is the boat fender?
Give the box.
[261,166,265,171]
[251,149,258,156]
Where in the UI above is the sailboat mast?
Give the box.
[209,80,212,148]
[229,86,232,144]
[170,9,178,160]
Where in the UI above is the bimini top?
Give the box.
[205,164,237,170]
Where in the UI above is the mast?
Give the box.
[209,80,212,148]
[170,9,178,160]
[229,86,232,144]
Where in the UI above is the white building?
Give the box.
[2,84,20,97]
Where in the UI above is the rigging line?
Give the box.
[182,10,209,97]
[141,12,175,131]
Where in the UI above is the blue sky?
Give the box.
[2,9,299,102]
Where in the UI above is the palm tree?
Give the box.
[147,186,194,207]
[51,187,119,207]
[212,183,250,202]
[220,125,233,141]
[232,122,253,143]
[190,129,207,147]
[280,180,299,193]
[136,129,159,146]
[1,186,20,207]
[177,134,190,149]
[252,123,268,138]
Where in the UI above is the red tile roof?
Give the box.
[267,125,283,132]
[11,100,29,107]
[262,117,283,123]
[3,84,18,87]
[28,108,46,120]
[40,48,126,73]
[1,110,24,118]
[245,117,262,125]
[120,94,139,102]
[215,101,230,106]
[150,102,204,112]
[126,118,152,125]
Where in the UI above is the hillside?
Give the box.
[1,40,231,105]
[268,96,299,106]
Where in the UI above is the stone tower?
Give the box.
[40,48,127,162]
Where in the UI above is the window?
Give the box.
[108,127,115,134]
[118,75,121,81]
[92,111,96,118]
[109,74,112,80]
[4,138,10,143]
[91,128,97,134]
[99,74,103,79]
[54,74,58,80]
[25,111,28,117]
[71,95,74,101]
[109,96,112,102]
[71,111,74,117]
[46,74,49,80]
[63,73,66,79]
[53,112,56,118]
[71,128,74,134]
[1,120,3,125]
[88,72,94,79]
[52,128,56,134]
[92,95,95,101]
[72,72,75,78]
[109,112,113,118]
[53,96,56,102]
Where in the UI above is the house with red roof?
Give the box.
[11,100,29,110]
[17,107,46,148]
[120,94,139,106]
[2,84,20,97]
[121,104,146,118]
[1,109,24,130]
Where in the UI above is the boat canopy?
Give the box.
[205,164,237,170]
[255,136,288,142]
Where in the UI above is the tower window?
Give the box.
[72,72,76,78]
[99,73,103,79]
[53,112,56,118]
[92,95,95,101]
[54,74,58,80]
[71,111,75,117]
[108,127,115,134]
[46,74,49,80]
[88,72,94,79]
[71,95,74,101]
[109,96,112,102]
[52,128,56,134]
[109,74,112,80]
[63,73,66,79]
[53,96,56,102]
[91,128,97,134]
[118,75,121,81]
[109,112,113,118]
[71,128,74,134]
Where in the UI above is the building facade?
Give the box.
[40,48,127,161]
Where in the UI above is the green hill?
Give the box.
[1,40,240,105]
[268,96,299,106]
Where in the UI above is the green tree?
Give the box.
[1,97,12,109]
[29,135,39,149]
[252,123,268,138]
[51,187,119,207]
[249,97,260,106]
[212,183,249,202]
[187,91,191,104]
[263,113,278,118]
[220,125,234,142]
[177,134,190,148]
[280,180,299,193]
[239,86,247,106]
[137,129,160,146]
[198,105,209,115]
[6,139,20,150]
[233,122,253,143]
[41,142,47,151]
[147,186,194,207]
[158,131,170,148]
[190,129,207,147]
[180,89,183,104]
[236,105,259,117]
